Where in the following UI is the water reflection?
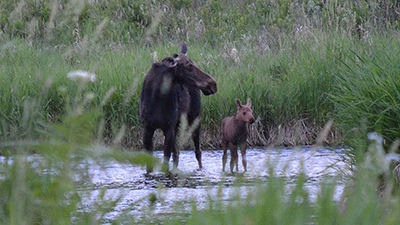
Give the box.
[80,147,349,223]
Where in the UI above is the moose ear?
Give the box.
[246,98,252,107]
[235,99,242,108]
[181,42,187,55]
[162,57,178,68]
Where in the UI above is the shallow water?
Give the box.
[79,147,349,223]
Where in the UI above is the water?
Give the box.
[78,147,349,223]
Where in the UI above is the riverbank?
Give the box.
[121,118,339,150]
[2,0,400,150]
[2,36,398,150]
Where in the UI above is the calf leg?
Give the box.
[222,141,228,172]
[143,126,155,173]
[193,126,203,169]
[240,142,247,172]
[229,145,238,173]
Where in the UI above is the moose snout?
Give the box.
[249,117,255,124]
[209,81,218,94]
[202,80,218,95]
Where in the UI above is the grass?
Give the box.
[1,0,400,223]
[332,39,400,151]
[2,38,334,146]
[0,102,158,224]
[2,33,400,148]
[1,0,400,149]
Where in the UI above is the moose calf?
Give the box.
[221,98,255,173]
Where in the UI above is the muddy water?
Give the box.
[79,147,349,223]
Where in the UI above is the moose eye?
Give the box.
[187,65,193,71]
[243,112,247,116]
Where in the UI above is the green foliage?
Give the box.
[332,40,400,149]
[0,0,399,45]
[1,32,400,149]
[0,82,158,224]
[1,0,400,224]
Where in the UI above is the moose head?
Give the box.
[161,43,217,95]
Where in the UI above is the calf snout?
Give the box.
[245,112,255,124]
[249,117,255,124]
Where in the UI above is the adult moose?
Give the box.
[140,43,217,173]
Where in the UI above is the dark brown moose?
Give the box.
[140,43,217,173]
[221,98,255,173]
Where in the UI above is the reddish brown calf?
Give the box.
[221,98,255,173]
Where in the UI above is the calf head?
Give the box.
[161,43,217,95]
[235,98,255,124]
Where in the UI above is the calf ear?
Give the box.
[181,42,188,55]
[235,99,242,108]
[162,57,178,68]
[246,98,252,107]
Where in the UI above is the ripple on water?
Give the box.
[76,147,349,223]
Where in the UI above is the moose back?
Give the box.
[140,43,217,172]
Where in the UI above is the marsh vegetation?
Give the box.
[1,0,400,224]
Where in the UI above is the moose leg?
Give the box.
[193,126,203,169]
[163,127,177,172]
[229,145,238,173]
[222,141,228,172]
[143,126,155,173]
[172,144,180,171]
[172,125,180,170]
[240,142,247,172]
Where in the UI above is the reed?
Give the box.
[1,1,400,222]
[2,0,400,148]
[2,32,400,148]
[331,38,400,153]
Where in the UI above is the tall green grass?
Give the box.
[0,82,158,224]
[332,37,400,155]
[0,37,332,145]
[2,33,400,148]
[1,0,399,46]
[1,0,400,148]
[1,0,400,224]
